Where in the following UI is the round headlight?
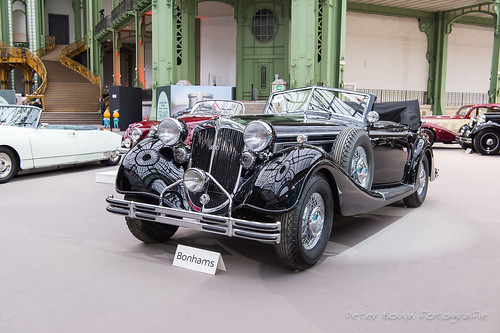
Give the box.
[122,138,132,148]
[244,121,273,152]
[174,146,189,164]
[158,119,187,146]
[183,168,207,193]
[130,127,142,142]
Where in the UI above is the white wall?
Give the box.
[200,16,236,86]
[446,23,493,93]
[344,12,428,91]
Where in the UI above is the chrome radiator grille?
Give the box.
[190,125,244,211]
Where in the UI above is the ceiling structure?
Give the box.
[347,0,495,12]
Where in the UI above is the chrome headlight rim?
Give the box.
[244,120,274,152]
[130,127,142,142]
[183,168,208,193]
[158,118,187,146]
[122,137,132,148]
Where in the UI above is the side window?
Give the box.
[492,107,500,112]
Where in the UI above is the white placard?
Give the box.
[173,244,226,275]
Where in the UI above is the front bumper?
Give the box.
[106,195,282,244]
[458,137,472,144]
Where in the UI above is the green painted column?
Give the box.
[151,0,176,120]
[177,2,196,84]
[73,0,82,40]
[0,0,7,43]
[87,0,99,76]
[134,10,145,88]
[289,0,319,88]
[489,4,500,103]
[82,0,88,37]
[419,12,449,115]
[235,2,244,100]
[320,0,346,88]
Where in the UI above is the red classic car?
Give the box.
[421,103,500,145]
[121,100,245,150]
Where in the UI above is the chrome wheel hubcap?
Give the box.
[301,193,325,250]
[0,152,12,179]
[351,146,369,188]
[417,160,427,196]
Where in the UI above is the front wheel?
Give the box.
[0,147,18,184]
[420,128,435,146]
[275,174,333,271]
[125,216,178,244]
[473,130,500,155]
[100,153,121,166]
[124,195,178,243]
[403,155,429,208]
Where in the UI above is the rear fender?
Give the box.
[405,137,435,183]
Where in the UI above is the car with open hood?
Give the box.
[106,86,437,271]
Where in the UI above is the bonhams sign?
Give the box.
[173,244,226,275]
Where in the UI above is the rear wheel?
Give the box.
[0,147,18,184]
[331,127,374,190]
[473,130,500,155]
[275,174,333,271]
[403,155,429,208]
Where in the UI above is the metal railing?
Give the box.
[60,37,101,91]
[95,15,112,36]
[0,40,48,103]
[111,0,134,22]
[358,88,489,106]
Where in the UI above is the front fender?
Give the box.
[472,122,500,136]
[237,145,327,213]
[115,137,189,209]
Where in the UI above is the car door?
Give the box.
[73,129,119,163]
[29,128,78,167]
[369,122,412,186]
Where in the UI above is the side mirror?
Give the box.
[366,111,379,124]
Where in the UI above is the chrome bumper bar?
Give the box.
[106,195,282,244]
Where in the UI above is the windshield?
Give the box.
[264,87,371,121]
[0,105,41,128]
[190,100,244,116]
[456,106,471,117]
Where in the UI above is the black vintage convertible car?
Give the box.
[458,112,500,155]
[106,86,437,270]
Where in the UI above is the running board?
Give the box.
[374,184,415,201]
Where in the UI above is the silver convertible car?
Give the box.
[0,105,122,184]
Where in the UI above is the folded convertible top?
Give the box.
[372,99,421,131]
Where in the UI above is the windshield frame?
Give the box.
[0,105,42,129]
[189,100,245,116]
[263,86,375,122]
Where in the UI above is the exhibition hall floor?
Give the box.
[1,144,499,333]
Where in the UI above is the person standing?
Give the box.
[100,98,106,125]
